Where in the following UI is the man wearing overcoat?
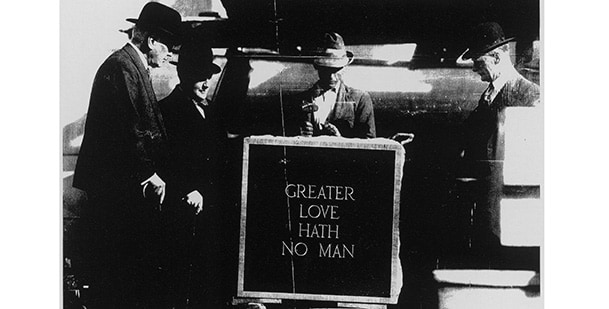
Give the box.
[158,40,230,308]
[72,3,182,308]
[459,22,540,252]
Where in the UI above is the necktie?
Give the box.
[146,67,152,82]
[195,101,208,119]
[482,83,494,106]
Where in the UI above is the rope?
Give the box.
[278,82,297,294]
[273,0,296,291]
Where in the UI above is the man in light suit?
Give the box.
[297,32,376,138]
[458,22,540,253]
[73,3,182,308]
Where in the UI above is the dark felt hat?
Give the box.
[313,32,354,68]
[462,22,515,60]
[126,2,182,45]
[176,41,221,80]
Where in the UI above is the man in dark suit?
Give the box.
[458,22,540,252]
[72,3,182,308]
[159,41,230,308]
[297,32,376,138]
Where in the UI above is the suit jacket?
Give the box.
[159,86,227,203]
[461,72,540,178]
[295,81,376,138]
[73,43,168,198]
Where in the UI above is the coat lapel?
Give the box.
[328,82,355,123]
[122,43,167,136]
[174,88,210,133]
[123,44,156,103]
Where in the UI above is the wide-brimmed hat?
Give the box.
[126,2,182,45]
[176,41,221,80]
[313,32,354,68]
[462,22,515,60]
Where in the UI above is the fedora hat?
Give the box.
[462,22,515,60]
[176,41,221,81]
[127,2,182,45]
[313,32,354,68]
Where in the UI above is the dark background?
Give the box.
[202,0,539,57]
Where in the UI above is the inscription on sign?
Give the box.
[282,183,355,259]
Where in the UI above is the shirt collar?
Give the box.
[491,67,517,93]
[127,41,150,72]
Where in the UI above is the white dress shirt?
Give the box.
[312,82,339,128]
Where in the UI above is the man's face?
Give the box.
[189,77,212,103]
[316,65,343,89]
[147,38,172,68]
[472,53,499,83]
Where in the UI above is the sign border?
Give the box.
[237,136,404,304]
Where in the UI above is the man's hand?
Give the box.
[184,190,204,215]
[140,173,166,204]
[321,122,341,137]
[391,132,415,146]
[300,121,314,137]
[301,102,318,113]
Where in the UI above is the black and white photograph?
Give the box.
[58,1,546,308]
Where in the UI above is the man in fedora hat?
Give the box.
[457,22,540,252]
[295,32,376,138]
[159,40,231,308]
[73,2,182,307]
